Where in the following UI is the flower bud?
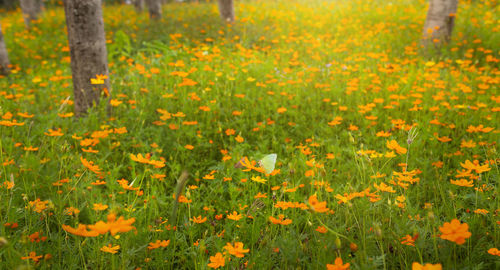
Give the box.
[335,237,341,249]
[427,211,435,221]
[349,242,358,252]
[0,237,8,247]
[374,224,382,238]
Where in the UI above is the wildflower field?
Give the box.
[0,0,499,269]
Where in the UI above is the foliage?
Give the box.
[0,0,498,269]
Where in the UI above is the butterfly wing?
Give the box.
[259,154,277,174]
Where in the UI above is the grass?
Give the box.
[0,0,499,269]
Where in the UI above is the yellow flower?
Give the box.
[412,262,442,270]
[109,99,122,106]
[251,175,267,183]
[90,74,108,85]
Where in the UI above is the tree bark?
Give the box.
[0,22,10,75]
[134,0,144,12]
[218,0,234,23]
[1,0,17,10]
[64,0,111,117]
[146,0,162,19]
[20,0,44,29]
[421,0,458,49]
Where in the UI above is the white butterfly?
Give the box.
[258,154,277,174]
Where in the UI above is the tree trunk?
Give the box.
[134,0,144,12]
[421,0,458,49]
[146,0,162,19]
[0,22,10,75]
[64,0,111,117]
[218,0,234,23]
[20,0,44,29]
[1,0,17,10]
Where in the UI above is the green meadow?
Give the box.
[0,0,498,269]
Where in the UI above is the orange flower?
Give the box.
[473,209,489,215]
[400,234,416,246]
[203,172,216,180]
[64,207,80,216]
[460,140,476,148]
[100,244,120,254]
[147,240,170,250]
[44,128,64,137]
[328,116,343,126]
[450,179,473,187]
[235,135,244,143]
[386,140,407,154]
[21,251,43,263]
[0,120,25,126]
[376,131,391,137]
[2,180,14,189]
[17,112,34,118]
[236,157,258,171]
[436,136,451,142]
[374,182,396,193]
[412,262,442,270]
[460,160,491,174]
[308,194,330,213]
[93,203,108,211]
[62,224,99,237]
[269,215,292,225]
[28,231,47,243]
[326,257,350,270]
[84,213,136,236]
[28,199,49,213]
[113,127,127,134]
[191,216,207,224]
[178,77,198,87]
[208,252,225,268]
[80,157,102,175]
[348,124,359,131]
[277,107,287,113]
[227,211,243,221]
[224,242,249,258]
[488,248,500,256]
[439,219,471,245]
[106,214,136,235]
[91,180,106,186]
[130,153,165,168]
[254,192,267,199]
[315,226,327,233]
